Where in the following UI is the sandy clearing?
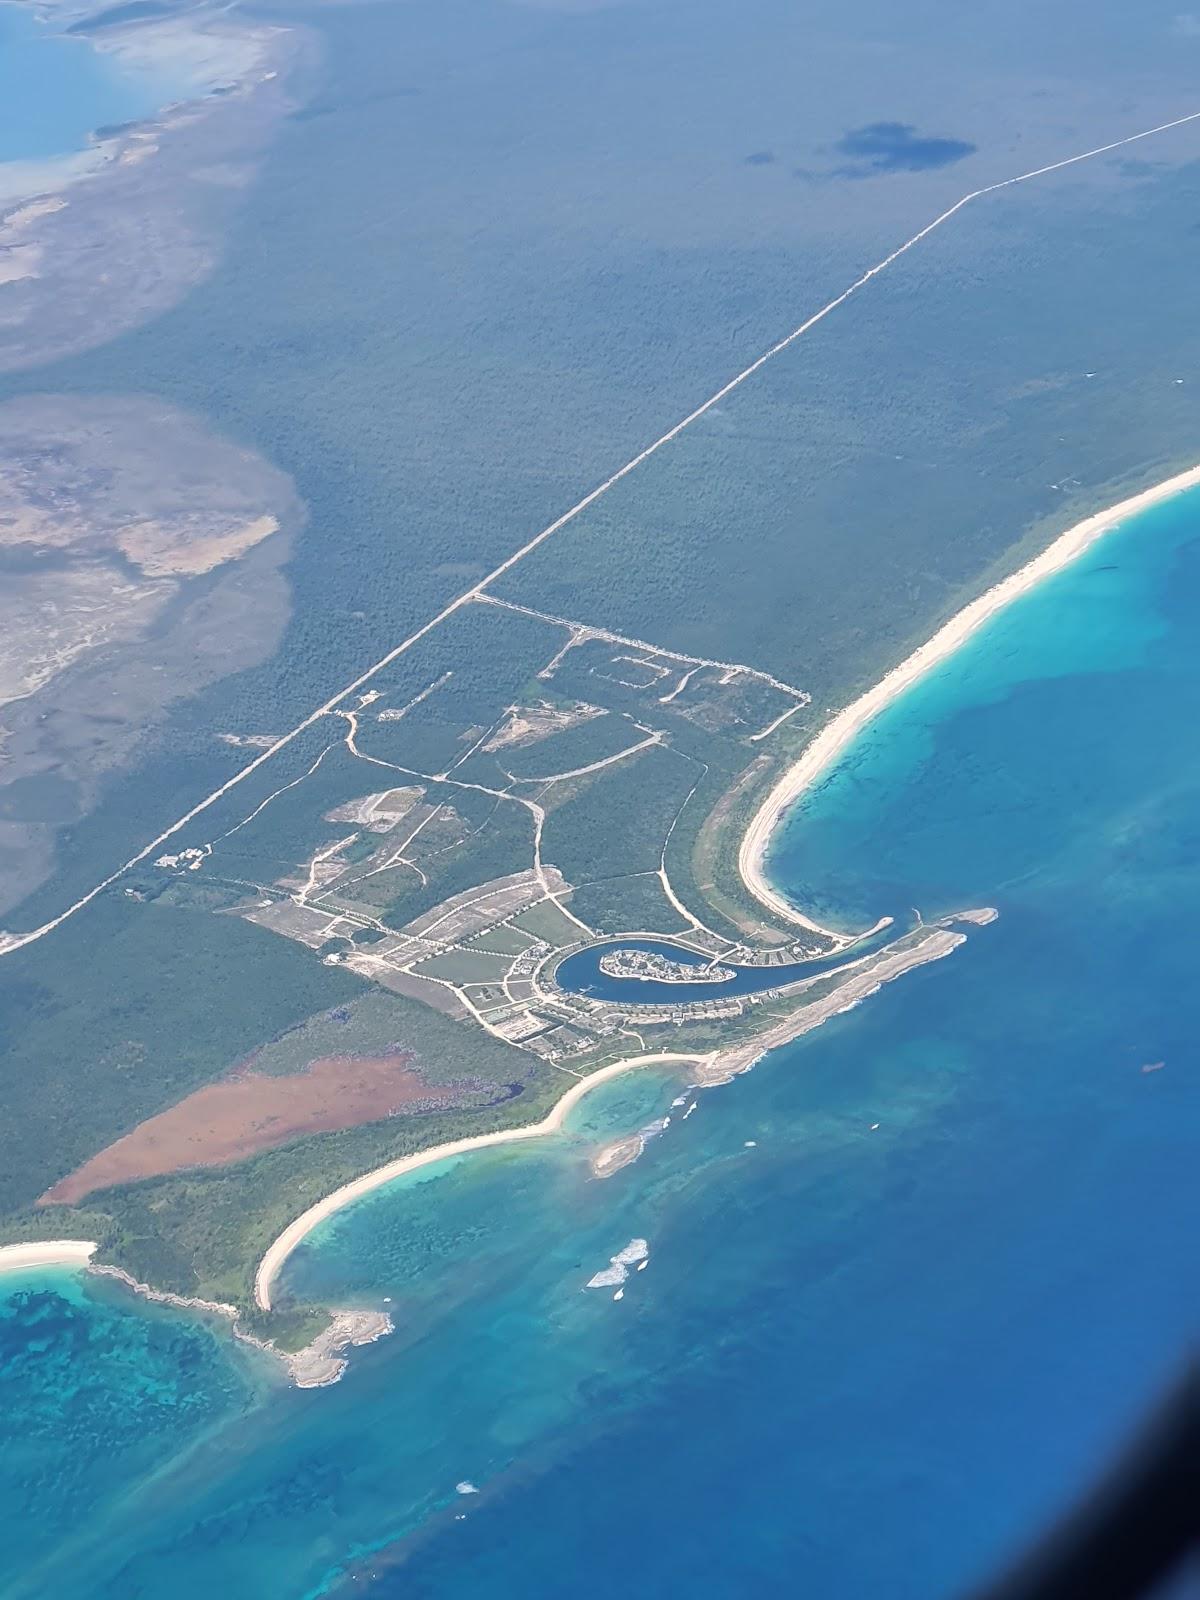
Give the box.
[39,1053,480,1207]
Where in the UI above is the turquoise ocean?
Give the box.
[2,483,1198,1597]
[0,3,185,167]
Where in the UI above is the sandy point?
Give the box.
[0,1240,97,1275]
[738,462,1200,927]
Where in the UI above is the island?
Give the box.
[598,948,735,984]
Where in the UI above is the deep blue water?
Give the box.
[553,934,885,1005]
[0,4,183,166]
[2,485,1199,1597]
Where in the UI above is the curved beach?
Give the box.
[263,467,1200,1314]
[255,1051,705,1310]
[0,1240,97,1275]
[739,464,1200,927]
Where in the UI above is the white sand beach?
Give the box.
[253,913,976,1311]
[0,1239,97,1274]
[254,1051,704,1310]
[738,464,1200,929]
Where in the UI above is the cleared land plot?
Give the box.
[39,1051,493,1204]
[544,639,802,740]
[466,924,537,955]
[404,868,564,943]
[412,949,516,984]
[512,898,587,945]
[498,712,648,782]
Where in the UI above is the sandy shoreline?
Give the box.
[0,1239,97,1274]
[16,465,1193,1340]
[3,925,976,1341]
[253,916,975,1309]
[0,1240,388,1387]
[738,464,1200,929]
[254,1051,704,1310]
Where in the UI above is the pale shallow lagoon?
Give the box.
[0,2,185,167]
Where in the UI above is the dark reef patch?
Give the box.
[833,121,975,175]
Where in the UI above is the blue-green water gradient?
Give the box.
[2,485,1198,1596]
[0,3,183,164]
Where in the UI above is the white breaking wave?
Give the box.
[585,1237,650,1290]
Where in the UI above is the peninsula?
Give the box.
[10,457,1197,1383]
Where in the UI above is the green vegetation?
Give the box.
[5,0,1200,1336]
[540,743,698,884]
[0,898,362,1216]
[498,713,642,781]
[467,925,537,956]
[567,874,691,937]
[49,1062,565,1312]
[413,949,514,984]
[509,898,584,945]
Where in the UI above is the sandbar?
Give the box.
[739,464,1200,929]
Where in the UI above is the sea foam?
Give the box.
[585,1238,650,1290]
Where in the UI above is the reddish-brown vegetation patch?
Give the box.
[40,1052,458,1205]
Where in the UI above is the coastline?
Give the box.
[254,1051,705,1310]
[17,463,1196,1360]
[0,0,302,373]
[693,923,967,1084]
[0,1239,97,1273]
[85,1265,393,1389]
[0,1241,390,1389]
[1,937,986,1359]
[738,463,1200,930]
[254,915,977,1309]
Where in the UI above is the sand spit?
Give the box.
[0,1239,97,1273]
[739,465,1200,930]
[693,925,967,1086]
[591,1133,647,1179]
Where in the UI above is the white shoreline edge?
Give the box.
[0,1239,390,1388]
[8,466,1198,1332]
[0,1239,98,1274]
[253,1051,705,1310]
[257,917,977,1308]
[738,463,1200,930]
